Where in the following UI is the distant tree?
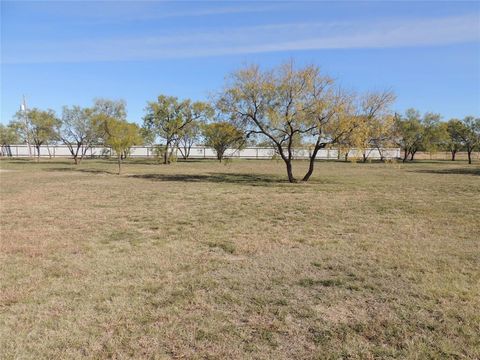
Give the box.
[202,122,245,162]
[178,120,202,160]
[420,113,444,159]
[336,138,352,161]
[217,62,395,182]
[328,94,396,163]
[0,123,19,157]
[457,116,480,164]
[368,116,396,161]
[95,116,143,174]
[444,119,466,161]
[143,95,213,164]
[330,114,363,162]
[358,92,396,162]
[60,105,100,164]
[10,113,32,157]
[12,108,60,161]
[92,98,127,120]
[346,113,395,163]
[393,109,424,162]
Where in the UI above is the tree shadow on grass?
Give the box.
[45,167,116,175]
[402,160,471,165]
[125,159,207,165]
[4,160,74,165]
[0,158,31,162]
[410,167,480,176]
[129,172,289,186]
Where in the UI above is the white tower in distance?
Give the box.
[21,95,32,157]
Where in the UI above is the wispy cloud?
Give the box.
[141,4,283,20]
[3,14,479,64]
[16,2,282,23]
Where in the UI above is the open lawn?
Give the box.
[1,158,479,359]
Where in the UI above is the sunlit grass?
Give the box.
[1,158,479,359]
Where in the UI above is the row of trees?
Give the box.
[142,96,246,164]
[394,110,479,164]
[335,108,480,165]
[1,62,479,181]
[0,97,245,173]
[0,99,143,173]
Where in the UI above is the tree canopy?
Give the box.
[94,115,143,174]
[202,122,245,162]
[143,95,213,164]
[217,62,395,182]
[11,108,61,160]
[60,105,100,164]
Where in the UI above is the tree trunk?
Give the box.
[217,147,225,162]
[285,137,296,183]
[78,147,86,165]
[117,155,122,175]
[302,145,322,182]
[163,143,169,164]
[286,160,295,183]
[362,152,367,163]
[73,146,79,165]
[402,149,408,163]
[178,144,190,160]
[410,150,416,161]
[467,149,472,164]
[378,148,384,162]
[273,142,296,183]
[451,150,456,161]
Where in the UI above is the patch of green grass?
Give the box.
[298,278,344,288]
[207,240,236,254]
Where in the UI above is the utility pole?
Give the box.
[21,95,32,157]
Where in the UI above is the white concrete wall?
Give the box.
[1,145,401,160]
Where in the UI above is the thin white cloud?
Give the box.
[3,14,479,64]
[145,5,283,19]
[16,2,282,23]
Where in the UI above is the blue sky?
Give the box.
[1,1,479,124]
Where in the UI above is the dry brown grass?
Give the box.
[1,158,479,359]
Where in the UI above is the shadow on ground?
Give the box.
[45,167,115,175]
[411,167,480,176]
[129,172,289,186]
[128,159,214,165]
[4,160,74,165]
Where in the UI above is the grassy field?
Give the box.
[0,158,479,359]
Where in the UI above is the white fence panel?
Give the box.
[129,146,149,157]
[55,146,71,156]
[238,148,257,158]
[188,147,206,158]
[16,146,31,157]
[1,145,401,160]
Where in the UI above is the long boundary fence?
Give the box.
[0,144,403,160]
[1,145,478,161]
